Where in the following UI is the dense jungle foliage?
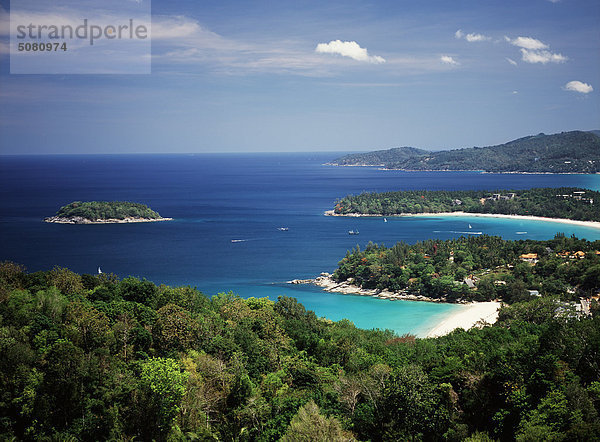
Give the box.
[333,234,600,303]
[54,201,163,221]
[334,187,600,221]
[1,260,599,441]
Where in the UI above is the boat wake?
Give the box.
[434,230,483,235]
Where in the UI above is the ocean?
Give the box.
[1,153,599,336]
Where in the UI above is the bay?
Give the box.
[1,153,599,336]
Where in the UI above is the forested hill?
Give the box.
[45,201,167,223]
[1,262,599,440]
[333,234,600,303]
[330,130,600,173]
[330,146,428,166]
[333,187,600,221]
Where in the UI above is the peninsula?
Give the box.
[329,187,600,223]
[294,234,599,306]
[330,130,600,173]
[44,201,172,224]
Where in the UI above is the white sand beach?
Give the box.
[290,275,502,337]
[325,210,600,230]
[425,301,501,338]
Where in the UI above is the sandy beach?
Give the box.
[324,210,600,229]
[425,301,501,338]
[290,275,502,337]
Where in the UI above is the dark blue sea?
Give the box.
[2,153,600,335]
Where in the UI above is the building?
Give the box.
[520,253,539,264]
[464,278,476,289]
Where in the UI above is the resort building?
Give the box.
[519,253,539,264]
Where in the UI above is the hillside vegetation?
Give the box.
[333,187,600,221]
[331,146,427,166]
[53,201,163,221]
[331,131,600,173]
[0,261,599,440]
[333,234,600,303]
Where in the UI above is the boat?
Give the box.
[98,267,102,274]
[384,218,387,222]
[231,239,246,243]
[348,230,359,235]
[277,227,289,231]
[468,224,472,229]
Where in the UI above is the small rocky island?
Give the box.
[44,201,172,224]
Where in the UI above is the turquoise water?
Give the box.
[1,154,599,336]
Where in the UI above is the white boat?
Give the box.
[348,230,359,235]
[468,224,472,229]
[98,267,102,274]
[277,227,289,231]
[384,218,387,222]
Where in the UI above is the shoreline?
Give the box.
[289,274,501,337]
[424,301,501,338]
[44,216,173,224]
[290,273,454,303]
[325,164,598,175]
[324,210,600,230]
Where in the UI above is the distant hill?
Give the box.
[588,129,600,138]
[330,146,428,166]
[330,131,600,173]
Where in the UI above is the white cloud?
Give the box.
[506,57,518,66]
[520,48,567,64]
[512,90,519,94]
[465,33,490,42]
[564,81,593,94]
[151,16,202,39]
[315,40,385,64]
[440,55,459,65]
[455,29,490,42]
[506,36,548,50]
[505,35,567,65]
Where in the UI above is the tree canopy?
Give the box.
[0,262,599,440]
[50,201,164,221]
[333,187,600,221]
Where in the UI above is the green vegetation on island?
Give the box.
[46,201,167,223]
[331,130,600,173]
[333,234,600,303]
[331,146,429,166]
[333,187,600,221]
[1,261,599,440]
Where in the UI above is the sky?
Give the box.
[0,0,598,154]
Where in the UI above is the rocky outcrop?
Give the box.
[290,273,451,303]
[44,216,173,224]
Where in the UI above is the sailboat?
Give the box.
[384,218,387,222]
[98,267,102,274]
[468,224,472,229]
